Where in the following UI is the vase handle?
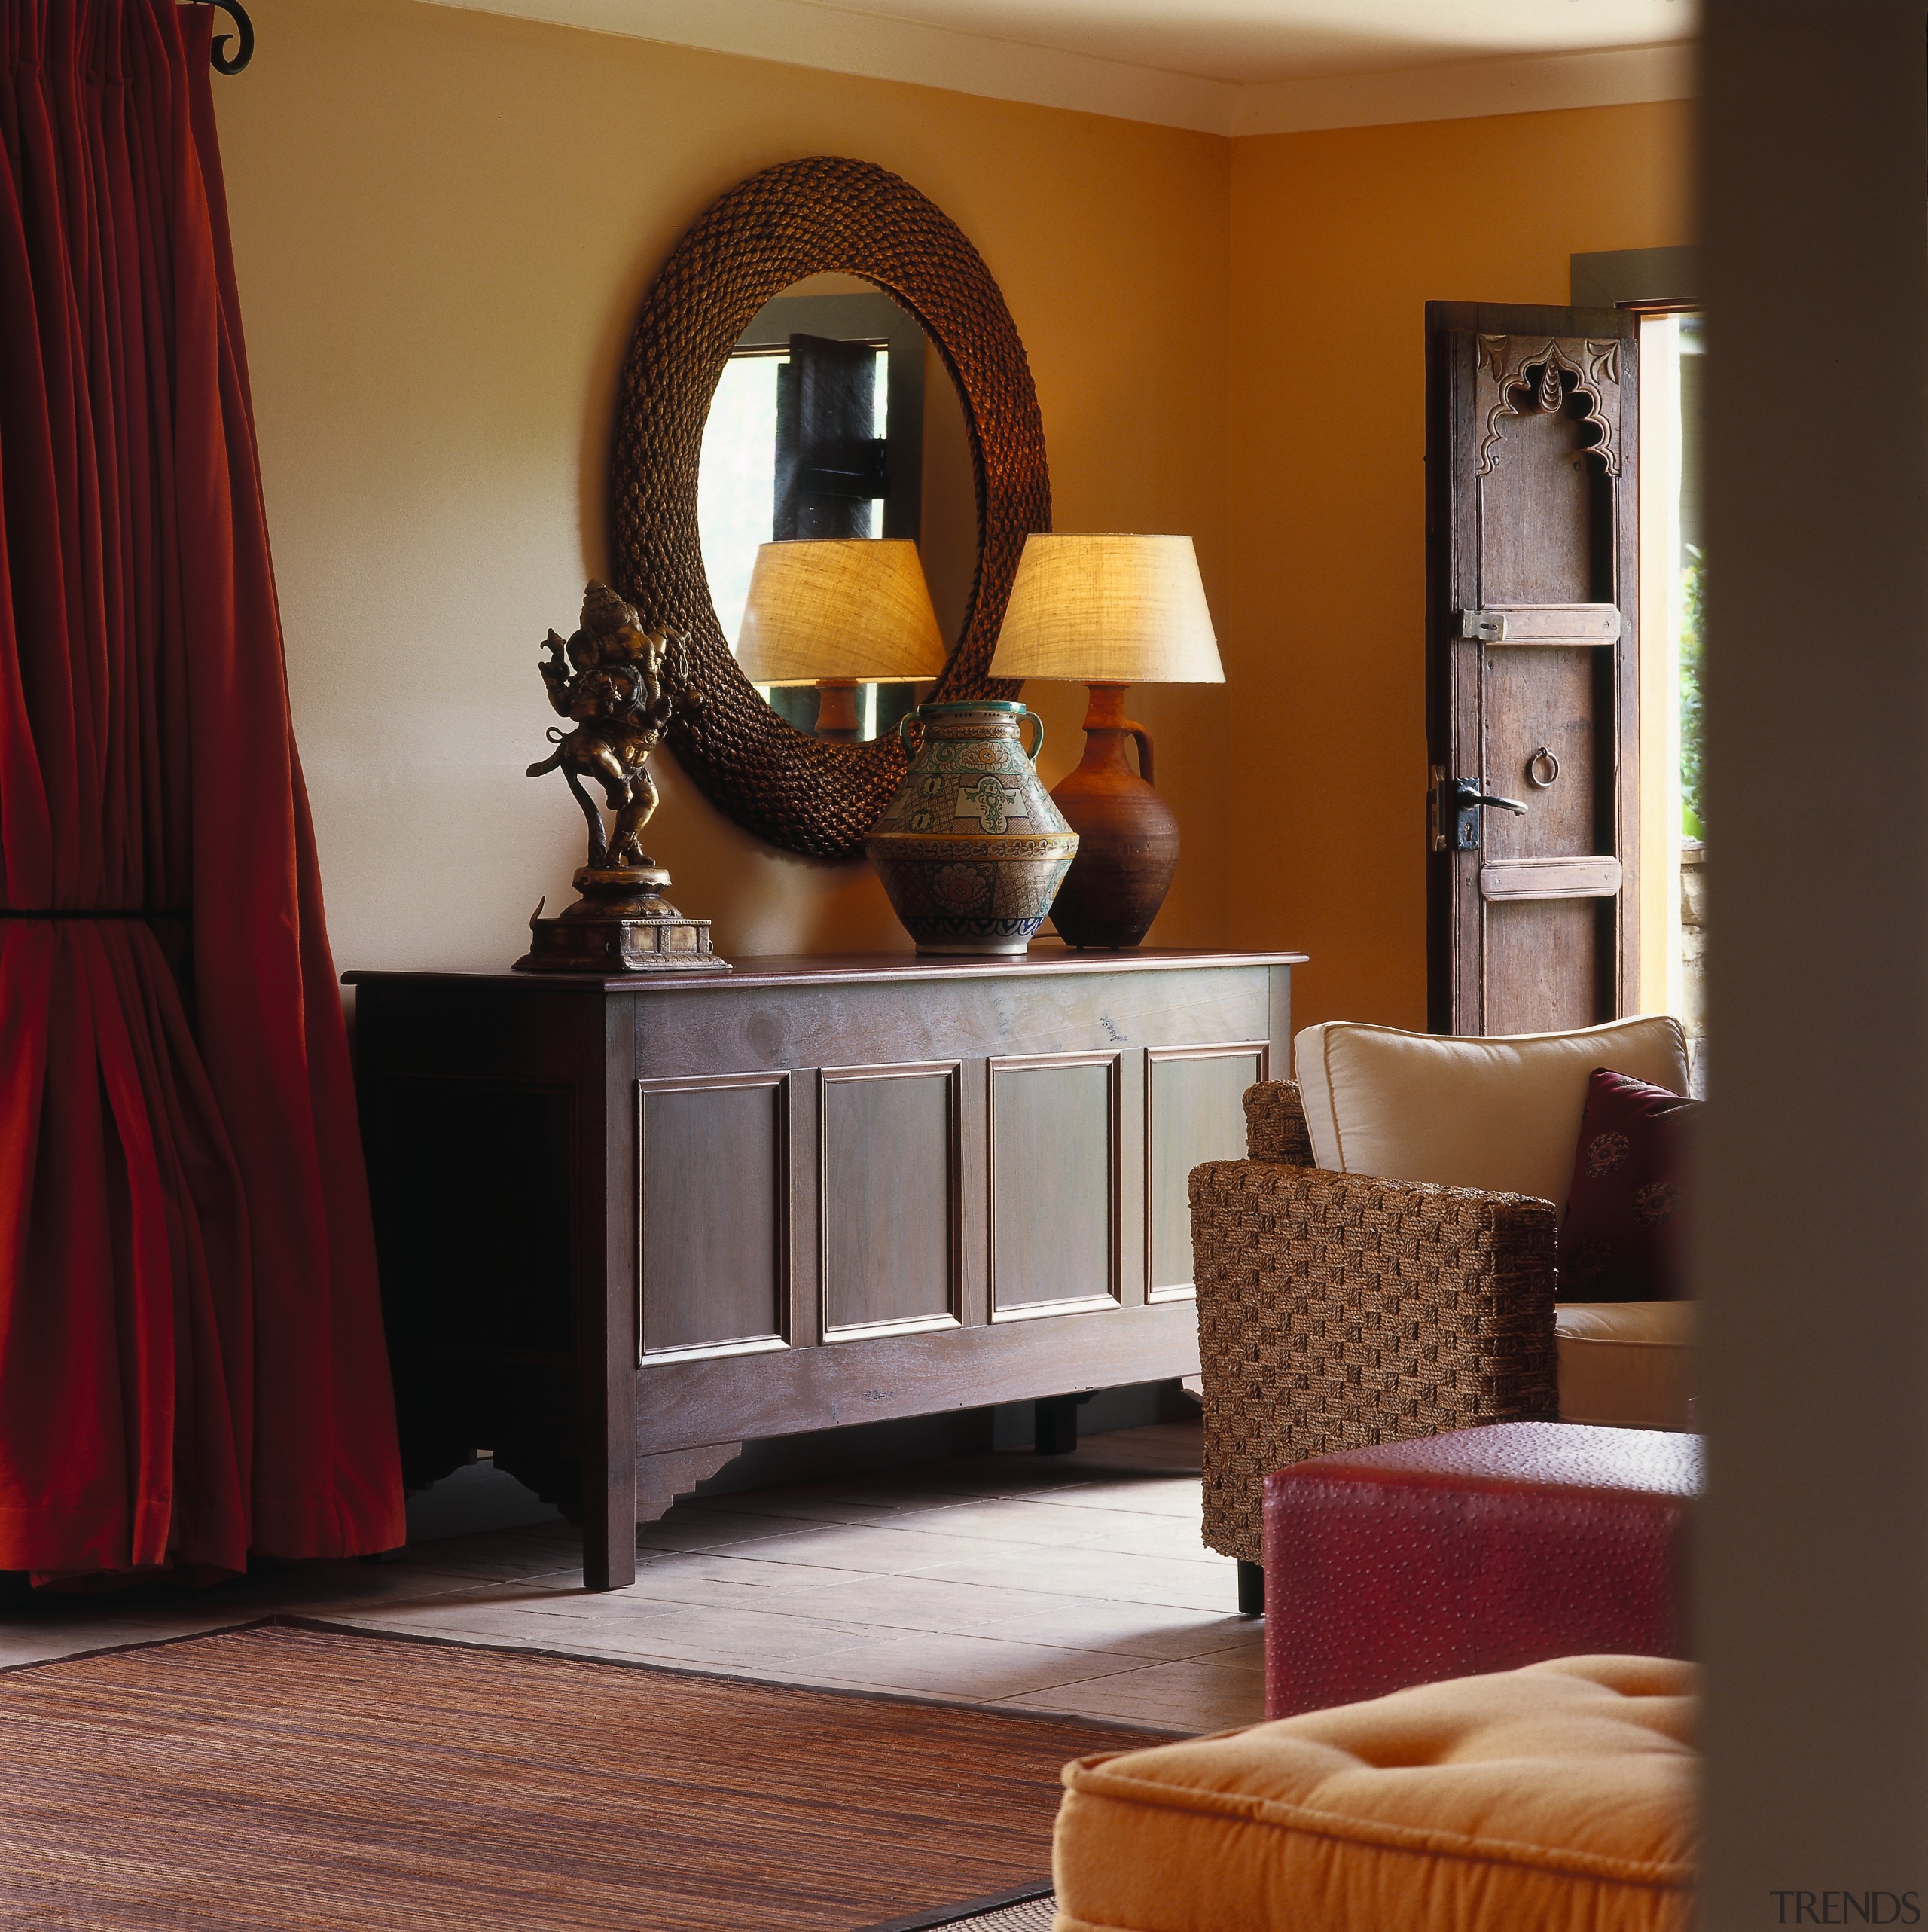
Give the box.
[1125,720,1154,786]
[1020,710,1045,764]
[898,712,926,755]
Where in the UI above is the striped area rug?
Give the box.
[0,1620,1155,1930]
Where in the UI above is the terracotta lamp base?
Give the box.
[1048,683,1179,949]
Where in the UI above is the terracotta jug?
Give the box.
[866,700,1078,954]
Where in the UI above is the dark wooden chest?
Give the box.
[349,947,1301,1587]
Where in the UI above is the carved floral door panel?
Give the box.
[1426,302,1640,1036]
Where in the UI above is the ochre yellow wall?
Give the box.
[215,3,1691,1001]
[1225,103,1693,1030]
[213,0,1231,971]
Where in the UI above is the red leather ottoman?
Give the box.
[1262,1421,1699,1720]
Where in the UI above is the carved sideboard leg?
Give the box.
[636,1443,744,1528]
[582,1259,636,1595]
[583,1468,634,1594]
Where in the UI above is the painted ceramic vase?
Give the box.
[866,700,1079,954]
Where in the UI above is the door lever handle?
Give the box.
[1452,781,1528,816]
[1447,778,1527,852]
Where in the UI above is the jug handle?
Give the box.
[898,713,926,756]
[1020,711,1045,764]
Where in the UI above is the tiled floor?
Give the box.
[0,1420,1262,1735]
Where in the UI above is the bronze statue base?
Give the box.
[513,865,730,975]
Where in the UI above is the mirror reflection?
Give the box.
[697,275,976,742]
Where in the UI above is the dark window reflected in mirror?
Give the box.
[697,275,976,743]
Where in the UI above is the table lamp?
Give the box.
[987,533,1224,947]
[735,538,947,742]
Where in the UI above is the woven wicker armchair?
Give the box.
[1190,1082,1560,1577]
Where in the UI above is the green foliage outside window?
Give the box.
[1679,545,1705,838]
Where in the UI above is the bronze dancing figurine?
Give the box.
[526,581,696,871]
[514,582,728,974]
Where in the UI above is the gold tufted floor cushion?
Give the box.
[1051,1655,1695,1932]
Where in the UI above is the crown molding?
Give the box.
[1234,41,1697,136]
[415,0,1235,132]
[416,1,1695,138]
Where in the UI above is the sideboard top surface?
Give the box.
[345,945,1307,997]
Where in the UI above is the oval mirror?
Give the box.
[609,157,1051,860]
[695,273,978,746]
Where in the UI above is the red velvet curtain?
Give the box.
[0,1,404,1576]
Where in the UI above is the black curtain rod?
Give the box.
[200,1,254,75]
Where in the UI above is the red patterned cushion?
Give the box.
[1557,1067,1701,1302]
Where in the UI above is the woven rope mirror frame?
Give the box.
[609,157,1051,860]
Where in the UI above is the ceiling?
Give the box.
[697,1,1695,87]
[423,0,1698,134]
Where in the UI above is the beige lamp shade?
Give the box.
[734,539,947,685]
[987,533,1225,684]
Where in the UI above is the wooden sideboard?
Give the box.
[348,947,1303,1588]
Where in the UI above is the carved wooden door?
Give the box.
[1426,302,1640,1036]
[773,332,885,539]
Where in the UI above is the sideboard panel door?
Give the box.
[820,1063,959,1341]
[639,1074,789,1361]
[1146,1045,1269,1302]
[990,1054,1120,1320]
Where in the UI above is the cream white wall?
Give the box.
[214,0,1232,973]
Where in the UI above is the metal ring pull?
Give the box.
[1527,746,1561,789]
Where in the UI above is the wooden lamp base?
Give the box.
[1048,683,1179,949]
